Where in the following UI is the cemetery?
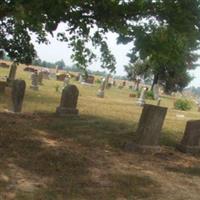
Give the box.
[0,62,200,199]
[1,1,200,199]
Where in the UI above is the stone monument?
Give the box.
[30,72,39,90]
[56,84,79,116]
[7,62,17,83]
[97,75,109,98]
[177,120,200,153]
[38,71,43,85]
[153,84,159,100]
[9,80,26,112]
[125,104,168,152]
[137,87,147,106]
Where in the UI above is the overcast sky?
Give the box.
[33,25,200,87]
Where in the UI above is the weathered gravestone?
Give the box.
[56,84,79,116]
[8,62,17,83]
[63,76,70,89]
[125,104,168,152]
[97,78,106,98]
[97,75,109,98]
[153,84,160,100]
[38,71,43,85]
[137,87,147,106]
[30,72,39,90]
[0,81,7,93]
[6,80,26,113]
[177,120,200,153]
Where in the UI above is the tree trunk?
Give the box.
[151,73,159,91]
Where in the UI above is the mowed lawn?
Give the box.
[0,65,200,200]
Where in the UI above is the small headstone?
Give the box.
[38,71,43,85]
[30,72,39,90]
[125,104,168,152]
[137,87,147,106]
[7,80,26,113]
[8,62,17,83]
[56,84,79,116]
[177,120,200,153]
[63,76,70,88]
[153,84,159,100]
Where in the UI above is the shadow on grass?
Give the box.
[0,112,161,199]
[166,166,200,177]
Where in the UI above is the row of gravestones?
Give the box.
[8,78,200,154]
[125,104,200,154]
[5,64,199,154]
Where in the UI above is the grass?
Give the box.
[0,64,200,199]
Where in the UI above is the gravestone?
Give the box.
[7,80,26,113]
[56,84,79,115]
[38,71,43,85]
[97,75,109,98]
[125,104,168,152]
[8,62,17,83]
[153,84,159,100]
[177,120,200,153]
[137,87,147,106]
[30,72,39,90]
[63,76,70,88]
[0,81,7,93]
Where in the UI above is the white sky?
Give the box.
[32,24,200,87]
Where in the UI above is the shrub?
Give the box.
[137,90,154,100]
[95,79,101,84]
[174,99,192,111]
[145,90,154,100]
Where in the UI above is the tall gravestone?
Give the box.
[38,71,43,85]
[56,84,79,116]
[97,75,109,98]
[30,72,39,90]
[63,76,70,89]
[125,104,168,152]
[8,62,17,83]
[153,84,160,100]
[137,87,147,106]
[177,120,200,153]
[6,80,26,113]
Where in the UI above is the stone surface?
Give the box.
[97,75,109,98]
[125,104,167,152]
[177,120,200,153]
[63,76,70,88]
[9,80,26,112]
[38,71,43,85]
[136,104,167,145]
[0,81,7,93]
[8,62,17,82]
[137,87,147,106]
[30,72,39,90]
[56,84,79,115]
[153,84,159,100]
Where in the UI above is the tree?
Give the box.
[55,60,66,70]
[119,0,200,93]
[0,0,146,68]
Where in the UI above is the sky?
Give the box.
[33,25,200,87]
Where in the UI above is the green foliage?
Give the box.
[145,90,154,100]
[174,99,192,111]
[95,79,101,84]
[137,90,154,100]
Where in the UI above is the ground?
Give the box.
[0,65,200,199]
